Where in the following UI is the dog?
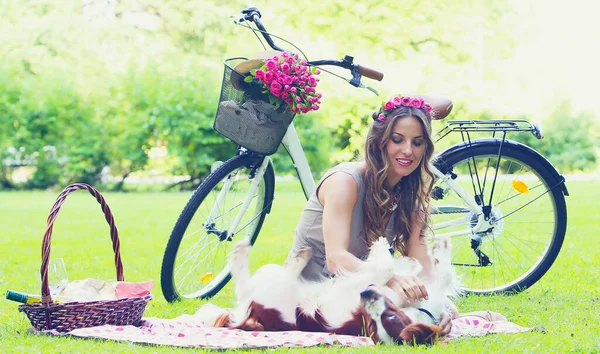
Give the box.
[196,236,460,345]
[359,237,462,344]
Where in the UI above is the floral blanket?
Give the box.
[40,312,544,349]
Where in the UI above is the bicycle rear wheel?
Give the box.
[161,153,275,302]
[431,139,567,295]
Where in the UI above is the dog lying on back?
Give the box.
[196,237,461,345]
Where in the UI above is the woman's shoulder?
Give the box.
[328,161,365,176]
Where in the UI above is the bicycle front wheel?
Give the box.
[431,139,567,295]
[161,153,275,302]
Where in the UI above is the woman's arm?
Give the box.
[405,211,435,281]
[386,211,433,303]
[318,172,363,275]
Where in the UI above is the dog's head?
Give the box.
[360,285,442,345]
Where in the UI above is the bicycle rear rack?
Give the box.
[434,120,543,143]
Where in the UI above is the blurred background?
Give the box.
[1,0,598,191]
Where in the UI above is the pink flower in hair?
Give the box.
[401,96,411,105]
[393,96,402,105]
[384,100,395,111]
[424,103,433,113]
[378,113,386,122]
[410,97,422,108]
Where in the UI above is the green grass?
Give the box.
[1,180,599,353]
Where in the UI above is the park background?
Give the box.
[1,0,599,352]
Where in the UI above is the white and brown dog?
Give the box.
[196,237,461,345]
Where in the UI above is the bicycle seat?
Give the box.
[415,94,453,120]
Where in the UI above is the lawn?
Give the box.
[0,180,598,353]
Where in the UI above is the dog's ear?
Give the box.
[214,312,233,327]
[399,323,442,346]
[236,316,265,331]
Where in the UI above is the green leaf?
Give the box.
[243,76,253,83]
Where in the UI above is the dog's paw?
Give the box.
[432,236,452,252]
[229,240,252,275]
[296,247,312,262]
[231,240,252,256]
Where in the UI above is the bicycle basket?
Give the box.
[214,57,295,155]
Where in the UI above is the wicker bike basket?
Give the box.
[18,183,152,333]
[213,57,296,155]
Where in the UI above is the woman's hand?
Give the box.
[386,274,428,304]
[437,312,452,337]
[437,299,458,337]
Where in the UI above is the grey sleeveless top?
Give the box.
[286,162,396,281]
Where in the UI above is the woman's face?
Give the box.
[385,115,427,186]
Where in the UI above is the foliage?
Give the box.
[0,0,597,190]
[511,102,598,171]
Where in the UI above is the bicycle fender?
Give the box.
[433,138,569,196]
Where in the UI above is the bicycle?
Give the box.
[160,7,568,302]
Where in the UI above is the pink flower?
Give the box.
[254,69,265,79]
[410,97,423,108]
[401,96,411,105]
[263,72,274,83]
[290,87,297,94]
[281,63,290,73]
[384,101,395,111]
[284,76,293,85]
[265,60,278,71]
[270,86,281,97]
[378,113,386,122]
[285,97,293,104]
[282,51,290,58]
[424,104,432,113]
[393,96,402,105]
[270,81,282,92]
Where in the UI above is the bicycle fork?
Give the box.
[205,156,271,242]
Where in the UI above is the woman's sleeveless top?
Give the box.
[286,162,396,281]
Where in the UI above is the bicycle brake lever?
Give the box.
[361,84,379,96]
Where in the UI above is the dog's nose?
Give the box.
[360,289,374,299]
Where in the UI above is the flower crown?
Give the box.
[375,94,432,122]
[244,52,322,114]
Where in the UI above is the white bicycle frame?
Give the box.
[208,121,489,240]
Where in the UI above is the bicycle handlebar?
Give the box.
[236,7,384,87]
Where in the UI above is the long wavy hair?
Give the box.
[363,106,435,254]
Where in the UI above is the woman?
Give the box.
[286,94,456,334]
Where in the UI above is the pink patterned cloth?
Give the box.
[446,315,543,341]
[43,313,541,348]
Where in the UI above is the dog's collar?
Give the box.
[417,307,438,325]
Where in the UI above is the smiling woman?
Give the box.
[286,94,456,336]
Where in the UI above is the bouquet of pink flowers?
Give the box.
[243,52,322,114]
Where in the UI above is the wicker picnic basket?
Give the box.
[18,183,152,333]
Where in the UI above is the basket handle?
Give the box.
[40,183,124,304]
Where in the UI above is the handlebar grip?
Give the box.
[357,65,384,81]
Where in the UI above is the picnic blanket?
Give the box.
[39,311,544,349]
